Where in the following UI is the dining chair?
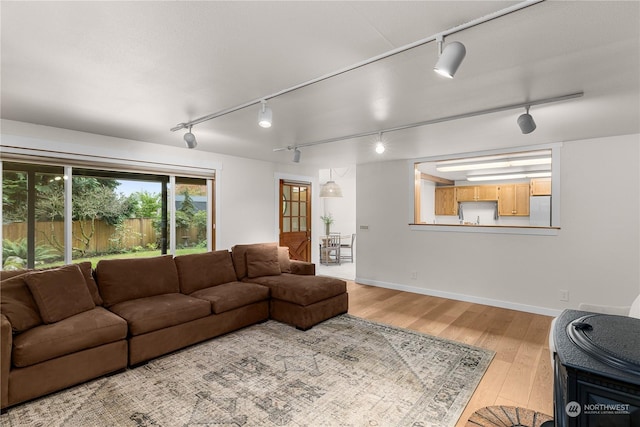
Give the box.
[320,234,341,265]
[340,233,355,262]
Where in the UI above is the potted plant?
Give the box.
[320,213,334,236]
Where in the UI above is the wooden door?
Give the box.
[279,180,311,261]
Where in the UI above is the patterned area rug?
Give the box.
[1,314,494,427]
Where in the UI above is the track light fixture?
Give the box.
[434,35,466,78]
[517,106,537,134]
[375,132,385,154]
[292,147,301,163]
[183,125,197,149]
[258,100,273,128]
[274,92,582,154]
[172,2,543,135]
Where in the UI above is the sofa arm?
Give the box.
[1,314,11,409]
[290,260,315,276]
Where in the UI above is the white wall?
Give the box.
[356,134,640,315]
[318,167,356,238]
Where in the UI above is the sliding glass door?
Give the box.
[1,161,214,269]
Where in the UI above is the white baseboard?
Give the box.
[354,277,562,317]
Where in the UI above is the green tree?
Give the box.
[72,180,130,255]
[26,176,132,256]
[179,190,197,218]
[130,191,161,218]
[2,172,29,223]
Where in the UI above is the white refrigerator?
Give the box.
[530,196,551,226]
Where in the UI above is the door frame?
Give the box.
[274,172,318,263]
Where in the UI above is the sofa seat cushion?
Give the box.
[108,293,211,336]
[244,273,346,306]
[190,282,270,314]
[12,307,127,368]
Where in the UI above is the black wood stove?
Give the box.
[553,309,640,427]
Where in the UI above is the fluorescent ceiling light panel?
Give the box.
[437,156,551,172]
[466,171,551,182]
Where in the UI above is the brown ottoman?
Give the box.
[244,273,348,330]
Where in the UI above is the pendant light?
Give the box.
[320,169,343,198]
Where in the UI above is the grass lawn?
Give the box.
[40,247,206,269]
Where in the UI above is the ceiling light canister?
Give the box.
[434,36,466,78]
[375,133,385,154]
[184,126,197,149]
[258,100,273,128]
[293,148,301,163]
[517,106,537,134]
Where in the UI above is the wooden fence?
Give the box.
[2,219,201,254]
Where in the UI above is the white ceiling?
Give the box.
[1,1,639,168]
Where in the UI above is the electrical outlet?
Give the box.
[559,289,569,302]
[410,271,417,280]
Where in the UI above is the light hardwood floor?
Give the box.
[345,281,554,427]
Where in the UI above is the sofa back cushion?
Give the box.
[77,262,103,306]
[246,246,281,278]
[24,264,95,323]
[277,247,292,273]
[0,269,29,281]
[232,243,277,280]
[1,264,102,306]
[0,274,43,333]
[232,243,294,279]
[96,255,179,307]
[174,250,238,294]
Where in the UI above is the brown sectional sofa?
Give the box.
[0,243,348,410]
[232,243,348,331]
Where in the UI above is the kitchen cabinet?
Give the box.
[476,185,499,201]
[434,187,458,216]
[456,185,498,202]
[530,178,551,196]
[498,183,530,216]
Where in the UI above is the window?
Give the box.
[413,145,560,232]
[174,177,210,255]
[1,161,214,269]
[2,163,66,269]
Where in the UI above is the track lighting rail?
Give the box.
[170,0,544,133]
[272,92,583,152]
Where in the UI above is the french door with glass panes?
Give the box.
[279,180,311,262]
